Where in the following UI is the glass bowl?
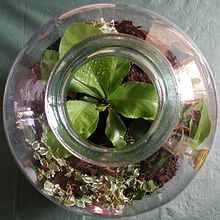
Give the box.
[3,3,217,217]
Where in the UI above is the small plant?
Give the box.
[66,57,158,147]
[41,21,158,148]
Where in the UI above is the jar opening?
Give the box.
[64,54,160,149]
[45,34,180,167]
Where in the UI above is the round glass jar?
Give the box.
[3,3,217,217]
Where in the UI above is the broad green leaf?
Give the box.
[189,119,198,139]
[133,189,145,200]
[142,180,159,193]
[66,100,99,138]
[188,101,203,138]
[108,81,158,120]
[60,22,129,99]
[133,180,159,200]
[41,127,70,158]
[80,96,98,103]
[69,61,106,99]
[89,57,130,94]
[59,22,102,58]
[40,49,59,82]
[105,108,127,147]
[127,119,151,142]
[189,102,211,148]
[154,151,169,169]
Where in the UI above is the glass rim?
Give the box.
[45,33,180,167]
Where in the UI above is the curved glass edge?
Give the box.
[45,33,179,167]
[2,2,218,217]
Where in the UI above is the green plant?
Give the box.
[181,100,211,148]
[40,21,211,151]
[40,22,158,148]
[67,66,158,147]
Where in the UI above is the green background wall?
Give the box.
[1,1,220,219]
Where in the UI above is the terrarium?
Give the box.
[3,3,217,217]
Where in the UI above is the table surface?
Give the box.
[1,0,220,219]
